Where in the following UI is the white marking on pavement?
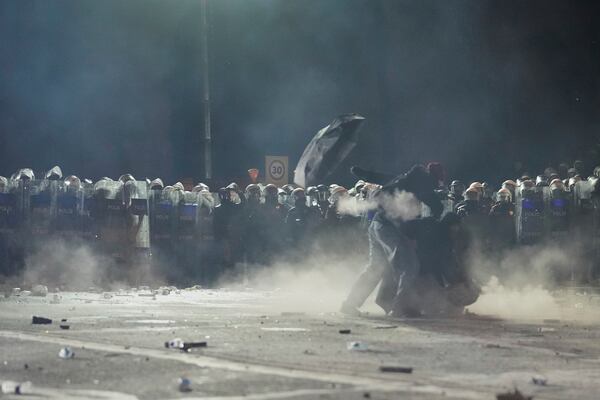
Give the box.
[124,319,176,324]
[0,330,484,399]
[260,327,309,332]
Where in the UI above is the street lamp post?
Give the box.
[201,0,212,181]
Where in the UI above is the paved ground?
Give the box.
[1,287,600,399]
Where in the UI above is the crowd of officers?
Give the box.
[1,160,600,287]
[0,166,363,286]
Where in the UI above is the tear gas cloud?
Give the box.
[467,240,598,322]
[220,255,377,315]
[15,238,166,291]
[336,190,422,221]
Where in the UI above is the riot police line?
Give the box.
[1,163,600,288]
[0,166,364,287]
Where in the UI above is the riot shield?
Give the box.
[0,182,19,234]
[177,192,199,241]
[0,181,23,277]
[124,180,150,250]
[515,186,545,244]
[543,186,569,237]
[174,191,201,283]
[148,187,179,283]
[93,179,128,263]
[26,179,58,239]
[54,180,84,237]
[80,181,96,241]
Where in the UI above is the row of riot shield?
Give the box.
[513,179,600,243]
[0,178,153,282]
[0,175,220,285]
[148,188,217,285]
[514,185,572,244]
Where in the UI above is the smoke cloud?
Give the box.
[337,190,422,221]
[18,238,166,291]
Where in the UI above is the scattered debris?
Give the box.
[32,316,52,325]
[165,338,184,349]
[59,319,70,330]
[532,375,547,386]
[379,366,413,374]
[182,342,207,351]
[538,327,555,333]
[31,285,48,297]
[178,377,192,392]
[347,341,368,351]
[339,329,352,334]
[374,325,398,330]
[496,389,533,400]
[165,338,207,351]
[58,347,75,359]
[1,380,32,395]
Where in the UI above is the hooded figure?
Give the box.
[342,164,443,317]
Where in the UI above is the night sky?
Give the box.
[1,0,599,187]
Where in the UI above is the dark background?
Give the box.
[1,0,599,187]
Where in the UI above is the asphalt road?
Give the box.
[1,287,600,399]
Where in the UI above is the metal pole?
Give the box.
[201,0,212,180]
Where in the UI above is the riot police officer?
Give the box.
[489,188,516,249]
[285,188,319,251]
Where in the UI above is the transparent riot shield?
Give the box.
[573,180,594,222]
[81,181,96,241]
[26,179,58,238]
[150,188,176,243]
[515,186,545,244]
[54,181,84,237]
[543,186,569,237]
[177,192,199,241]
[591,180,600,280]
[148,187,178,283]
[197,190,218,284]
[93,179,128,262]
[0,182,20,234]
[124,180,150,250]
[174,191,201,283]
[0,181,22,277]
[572,180,596,281]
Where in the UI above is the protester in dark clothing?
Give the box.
[342,164,443,317]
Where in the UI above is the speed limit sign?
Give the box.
[265,156,289,185]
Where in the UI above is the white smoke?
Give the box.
[468,276,561,320]
[20,238,166,291]
[337,190,423,221]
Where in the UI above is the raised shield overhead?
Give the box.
[294,114,365,188]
